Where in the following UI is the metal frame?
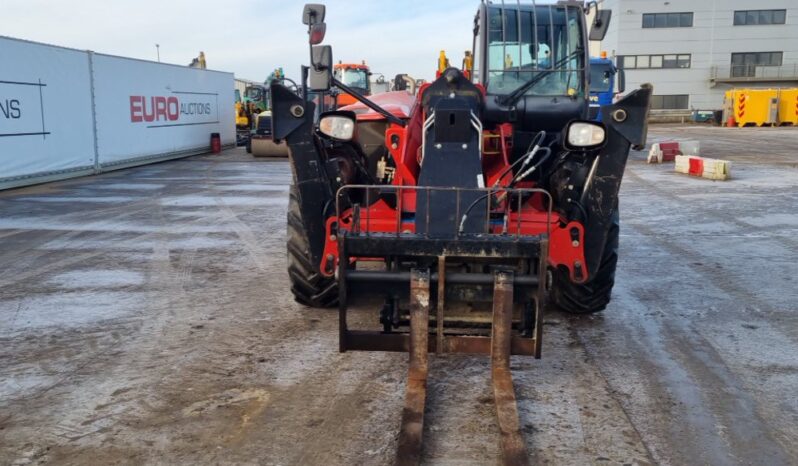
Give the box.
[335,184,553,239]
[338,234,547,357]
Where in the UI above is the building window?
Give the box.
[731,51,783,77]
[734,10,786,26]
[642,12,693,28]
[618,54,691,69]
[651,95,689,110]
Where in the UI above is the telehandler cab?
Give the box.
[270,2,651,463]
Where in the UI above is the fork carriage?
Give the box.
[335,185,552,358]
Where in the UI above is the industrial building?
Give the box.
[597,0,798,111]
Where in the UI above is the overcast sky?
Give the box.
[1,0,480,83]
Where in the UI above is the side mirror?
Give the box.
[617,68,626,94]
[309,23,326,45]
[302,4,326,25]
[589,10,612,41]
[309,45,333,92]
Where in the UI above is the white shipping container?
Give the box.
[0,36,96,187]
[92,54,234,167]
[0,35,235,190]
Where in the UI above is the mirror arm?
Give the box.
[301,65,310,102]
[332,78,406,127]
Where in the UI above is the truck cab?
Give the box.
[588,55,624,121]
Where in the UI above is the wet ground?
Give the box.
[1,125,797,465]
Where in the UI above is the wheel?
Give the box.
[550,210,619,314]
[245,138,252,154]
[286,185,339,307]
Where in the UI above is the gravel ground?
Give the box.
[1,125,797,465]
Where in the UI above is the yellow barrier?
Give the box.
[727,88,798,126]
[777,88,798,126]
[729,89,779,127]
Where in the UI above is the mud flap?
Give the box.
[582,84,652,278]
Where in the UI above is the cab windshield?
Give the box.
[245,86,264,102]
[335,68,370,92]
[485,5,585,97]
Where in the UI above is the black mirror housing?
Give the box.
[309,45,333,92]
[589,10,612,41]
[302,4,326,25]
[617,68,626,94]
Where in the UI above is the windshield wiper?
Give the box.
[498,48,583,107]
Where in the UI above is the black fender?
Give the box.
[271,83,334,273]
[581,84,652,279]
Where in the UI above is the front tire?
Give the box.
[286,185,338,307]
[550,210,619,314]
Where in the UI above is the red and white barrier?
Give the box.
[675,155,731,180]
[648,140,700,163]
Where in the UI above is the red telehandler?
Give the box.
[270,2,651,464]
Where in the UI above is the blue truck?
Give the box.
[589,56,625,121]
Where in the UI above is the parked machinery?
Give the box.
[333,61,371,106]
[271,3,651,463]
[243,69,295,155]
[235,89,251,146]
[248,110,289,157]
[237,83,270,148]
[589,52,625,121]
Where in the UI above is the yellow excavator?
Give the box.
[235,89,252,146]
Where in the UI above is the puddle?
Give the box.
[45,270,145,289]
[211,184,288,192]
[0,291,144,335]
[159,196,286,207]
[11,196,139,203]
[99,183,166,190]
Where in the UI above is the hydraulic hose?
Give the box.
[459,130,548,233]
[492,131,546,188]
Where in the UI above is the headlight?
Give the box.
[319,113,355,141]
[565,121,606,149]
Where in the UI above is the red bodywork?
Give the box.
[323,87,588,282]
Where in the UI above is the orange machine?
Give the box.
[333,61,371,106]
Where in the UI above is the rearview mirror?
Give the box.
[302,4,326,25]
[589,10,612,41]
[617,68,626,94]
[309,22,326,45]
[309,45,333,92]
